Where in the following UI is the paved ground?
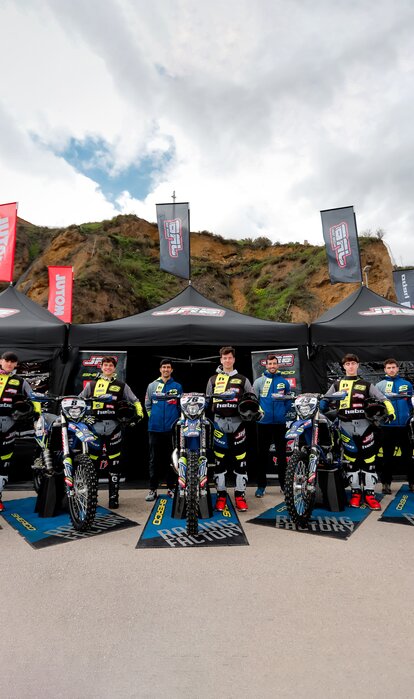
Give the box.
[2,485,414,699]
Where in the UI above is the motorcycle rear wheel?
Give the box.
[68,454,98,531]
[285,449,315,526]
[186,451,199,536]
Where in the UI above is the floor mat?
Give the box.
[0,496,138,548]
[247,492,383,540]
[137,493,249,548]
[379,484,414,525]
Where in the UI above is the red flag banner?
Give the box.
[48,266,73,322]
[0,202,18,282]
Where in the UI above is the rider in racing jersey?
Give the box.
[206,346,254,512]
[0,351,40,512]
[79,355,143,509]
[321,353,395,510]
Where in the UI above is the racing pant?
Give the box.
[148,431,176,491]
[339,419,378,492]
[0,416,16,497]
[91,419,123,500]
[213,423,248,495]
[376,426,414,486]
[256,423,287,489]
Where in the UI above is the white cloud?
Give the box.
[1,0,414,264]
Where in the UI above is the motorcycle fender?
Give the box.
[68,422,99,445]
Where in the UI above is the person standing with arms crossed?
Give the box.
[253,354,292,497]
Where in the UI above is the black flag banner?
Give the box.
[156,202,190,279]
[320,206,362,283]
[393,269,414,308]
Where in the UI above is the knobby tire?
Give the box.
[68,454,98,531]
[186,451,199,536]
[285,449,315,527]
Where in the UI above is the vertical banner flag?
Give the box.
[393,269,414,308]
[320,206,362,283]
[156,202,190,279]
[0,202,18,282]
[48,266,73,322]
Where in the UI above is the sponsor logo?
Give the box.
[157,520,243,547]
[260,353,295,368]
[82,355,119,367]
[359,306,414,316]
[0,308,19,319]
[11,513,37,531]
[0,216,10,263]
[52,274,68,317]
[152,498,167,526]
[396,494,408,511]
[329,222,351,268]
[275,515,354,533]
[45,512,128,540]
[153,306,225,317]
[163,218,183,258]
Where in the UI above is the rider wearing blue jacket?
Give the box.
[144,359,182,501]
[375,358,413,494]
[253,354,292,496]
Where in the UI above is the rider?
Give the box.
[375,358,413,494]
[206,346,254,512]
[0,351,40,512]
[321,353,395,510]
[253,353,292,497]
[79,355,143,509]
[145,359,182,502]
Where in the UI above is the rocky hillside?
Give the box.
[5,214,396,324]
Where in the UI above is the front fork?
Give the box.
[61,416,87,496]
[306,448,319,491]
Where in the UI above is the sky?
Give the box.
[1,0,414,266]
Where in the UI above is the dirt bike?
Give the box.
[32,394,107,531]
[284,391,346,526]
[171,392,213,536]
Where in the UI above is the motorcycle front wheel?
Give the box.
[186,451,199,536]
[284,449,315,526]
[68,454,98,531]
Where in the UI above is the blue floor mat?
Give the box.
[379,484,414,525]
[137,493,249,548]
[247,492,383,540]
[0,496,138,548]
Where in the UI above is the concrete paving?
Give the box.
[2,485,414,699]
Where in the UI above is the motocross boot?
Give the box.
[108,472,120,509]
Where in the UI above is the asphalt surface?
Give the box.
[2,485,414,699]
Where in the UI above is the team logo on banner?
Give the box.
[156,202,190,279]
[330,222,351,268]
[47,266,73,322]
[393,269,414,308]
[359,306,414,316]
[321,206,362,283]
[163,219,183,257]
[153,306,225,317]
[0,308,19,319]
[0,202,18,283]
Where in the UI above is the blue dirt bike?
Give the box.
[284,391,347,526]
[32,394,117,530]
[171,392,213,536]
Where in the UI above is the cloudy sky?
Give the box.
[1,0,414,265]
